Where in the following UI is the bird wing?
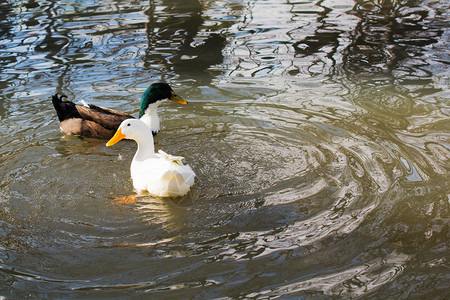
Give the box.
[75,104,134,130]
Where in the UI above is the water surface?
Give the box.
[0,0,449,298]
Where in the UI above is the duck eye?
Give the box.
[127,123,131,126]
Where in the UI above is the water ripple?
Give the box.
[254,251,410,298]
[0,0,448,298]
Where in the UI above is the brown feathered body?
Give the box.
[52,94,134,139]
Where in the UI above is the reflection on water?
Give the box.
[0,0,449,298]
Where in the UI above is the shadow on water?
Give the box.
[345,0,445,84]
[0,0,12,120]
[144,0,226,87]
[287,0,448,83]
[22,0,230,98]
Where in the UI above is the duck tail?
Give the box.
[161,170,189,195]
[161,170,183,182]
[51,93,82,122]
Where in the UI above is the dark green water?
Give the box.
[0,0,448,298]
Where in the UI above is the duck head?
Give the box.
[106,119,152,146]
[139,83,187,118]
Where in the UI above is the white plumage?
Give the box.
[106,119,195,197]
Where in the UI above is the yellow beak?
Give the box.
[169,91,188,104]
[106,128,125,147]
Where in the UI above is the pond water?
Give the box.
[0,0,449,298]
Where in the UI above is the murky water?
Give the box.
[0,0,449,298]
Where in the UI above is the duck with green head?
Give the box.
[52,82,187,139]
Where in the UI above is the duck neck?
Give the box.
[133,131,156,162]
[139,102,161,134]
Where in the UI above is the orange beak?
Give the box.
[106,128,125,147]
[169,91,188,104]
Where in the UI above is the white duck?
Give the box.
[106,119,195,197]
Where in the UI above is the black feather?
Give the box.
[51,94,82,122]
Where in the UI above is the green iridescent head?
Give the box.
[139,83,187,118]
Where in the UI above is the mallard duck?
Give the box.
[51,82,187,139]
[106,119,195,197]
